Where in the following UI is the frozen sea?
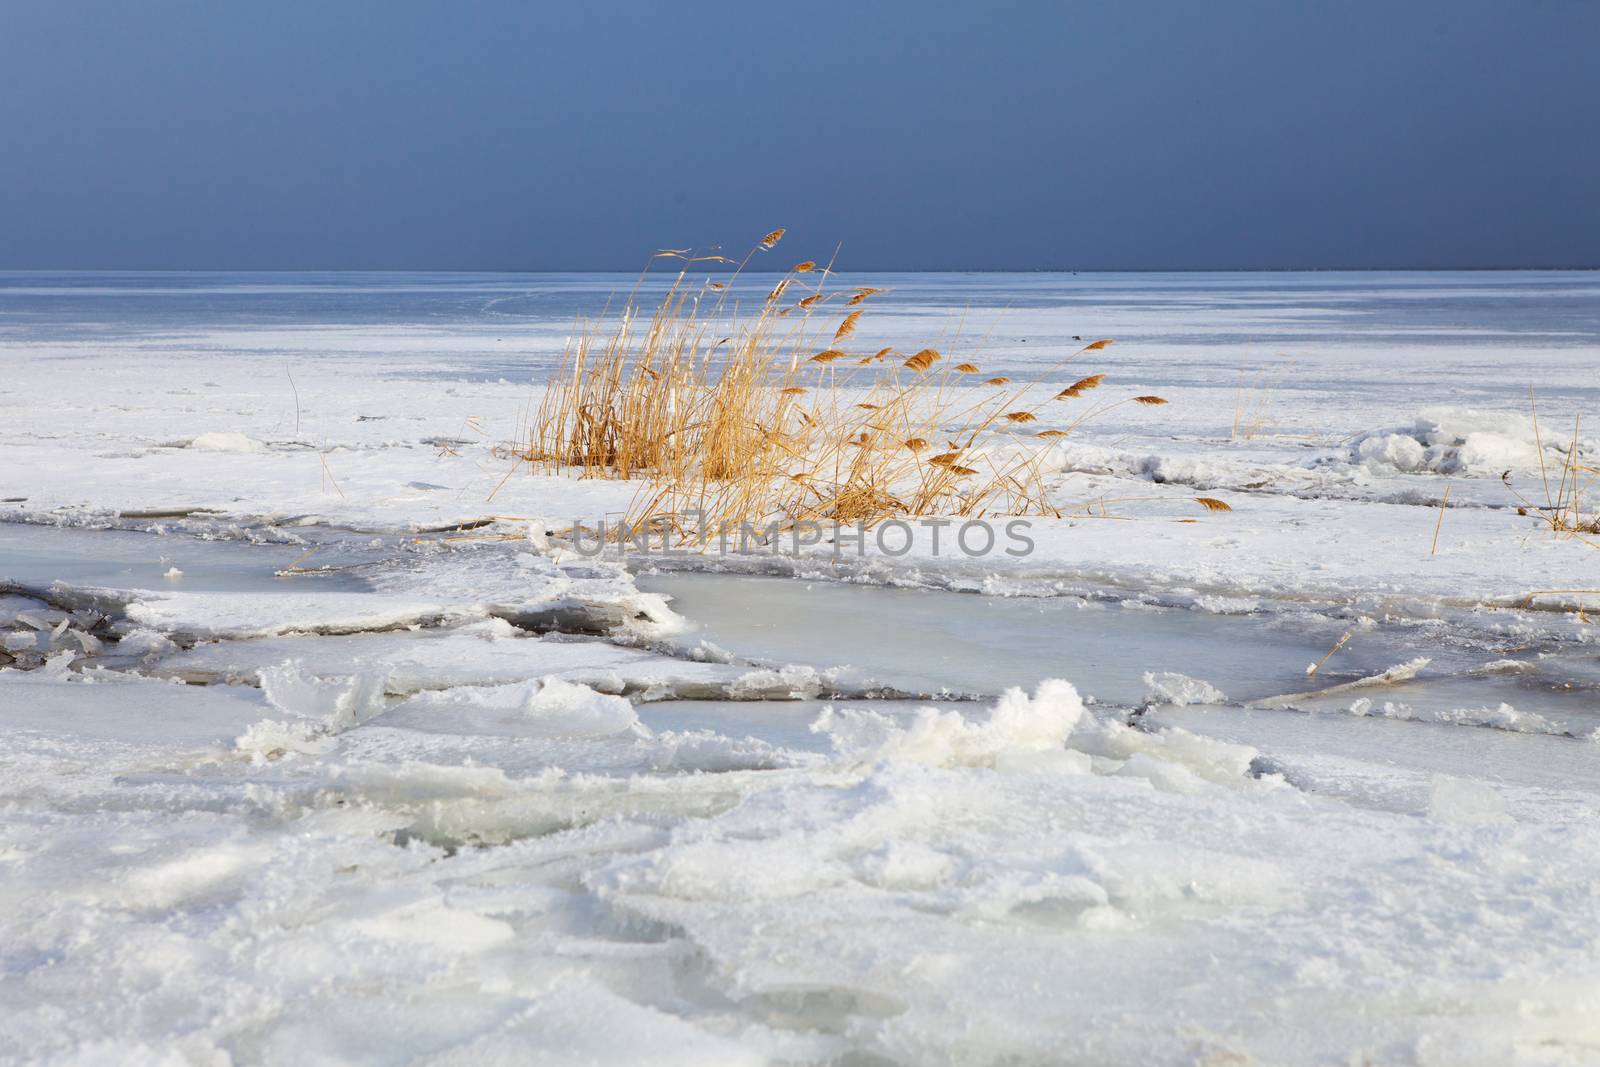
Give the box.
[3,269,1600,1065]
[5,266,1598,362]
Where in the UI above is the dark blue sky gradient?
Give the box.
[2,0,1596,270]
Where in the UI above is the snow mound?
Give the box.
[520,676,641,736]
[813,679,1086,768]
[234,718,337,761]
[186,431,264,453]
[812,680,1260,791]
[1071,714,1260,789]
[1429,775,1510,824]
[644,730,818,773]
[1348,406,1590,477]
[394,676,646,738]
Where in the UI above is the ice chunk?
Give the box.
[0,596,55,627]
[1347,696,1573,737]
[68,629,102,654]
[259,660,389,730]
[2,631,39,653]
[1261,657,1430,705]
[234,718,338,762]
[113,628,179,661]
[729,664,823,700]
[1142,671,1226,706]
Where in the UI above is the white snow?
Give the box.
[186,430,264,453]
[4,270,1600,1064]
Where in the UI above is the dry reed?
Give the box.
[1430,480,1451,555]
[522,232,1195,546]
[1305,630,1352,678]
[1230,361,1292,441]
[1502,391,1599,544]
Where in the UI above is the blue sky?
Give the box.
[2,0,1596,270]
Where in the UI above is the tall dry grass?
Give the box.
[1231,362,1291,441]
[1504,390,1599,544]
[523,231,1182,545]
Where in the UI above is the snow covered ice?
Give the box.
[5,271,1600,1065]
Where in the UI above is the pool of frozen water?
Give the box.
[645,572,1429,701]
[1143,703,1600,821]
[639,570,1600,731]
[6,524,1596,742]
[0,522,373,594]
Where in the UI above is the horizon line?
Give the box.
[2,264,1597,275]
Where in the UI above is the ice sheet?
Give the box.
[5,271,1600,1065]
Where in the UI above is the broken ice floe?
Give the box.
[1347,406,1594,477]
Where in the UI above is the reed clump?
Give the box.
[523,231,1185,545]
[1504,392,1599,544]
[1230,361,1292,441]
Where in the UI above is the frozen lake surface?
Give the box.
[3,270,1600,1064]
